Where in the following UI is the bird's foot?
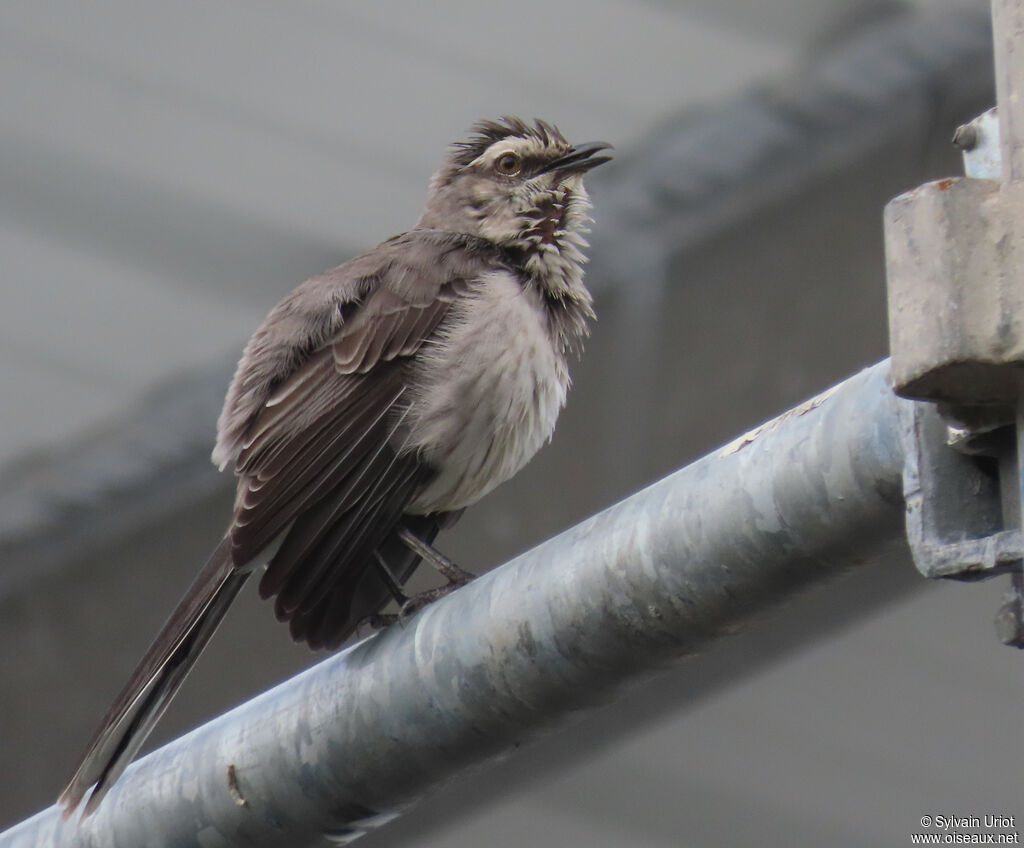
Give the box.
[397,581,468,616]
[362,612,400,631]
[361,574,474,633]
[361,530,476,634]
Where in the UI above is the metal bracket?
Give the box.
[884,0,1024,648]
[886,107,1024,646]
[900,399,1021,580]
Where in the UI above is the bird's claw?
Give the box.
[359,574,475,634]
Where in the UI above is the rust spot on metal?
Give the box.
[935,178,957,191]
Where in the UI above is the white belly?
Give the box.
[405,270,569,513]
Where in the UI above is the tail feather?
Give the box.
[58,537,249,818]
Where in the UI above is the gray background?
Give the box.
[1,1,1021,845]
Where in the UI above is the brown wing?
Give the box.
[59,234,494,817]
[225,260,477,649]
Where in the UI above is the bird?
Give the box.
[58,116,612,818]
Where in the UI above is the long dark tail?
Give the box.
[58,537,249,818]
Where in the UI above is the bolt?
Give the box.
[994,596,1024,648]
[952,123,978,151]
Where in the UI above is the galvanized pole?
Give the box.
[0,361,909,848]
[992,0,1024,183]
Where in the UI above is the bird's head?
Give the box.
[418,117,612,271]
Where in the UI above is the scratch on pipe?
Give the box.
[227,764,248,807]
[718,383,842,458]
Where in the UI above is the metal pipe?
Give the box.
[1,360,909,848]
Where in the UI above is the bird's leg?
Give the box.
[361,553,409,631]
[362,530,477,632]
[396,526,475,586]
[372,551,410,606]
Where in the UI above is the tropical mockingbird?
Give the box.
[59,116,612,817]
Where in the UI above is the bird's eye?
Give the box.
[494,152,521,175]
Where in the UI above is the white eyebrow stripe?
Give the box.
[469,137,555,168]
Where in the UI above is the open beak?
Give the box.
[539,141,614,176]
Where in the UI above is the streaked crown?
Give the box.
[418,117,612,297]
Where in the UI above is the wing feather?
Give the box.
[61,230,501,816]
[219,232,501,647]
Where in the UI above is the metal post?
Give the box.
[0,361,908,847]
[999,400,1024,646]
[993,0,1024,647]
[992,0,1024,183]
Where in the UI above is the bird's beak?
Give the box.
[539,141,614,176]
